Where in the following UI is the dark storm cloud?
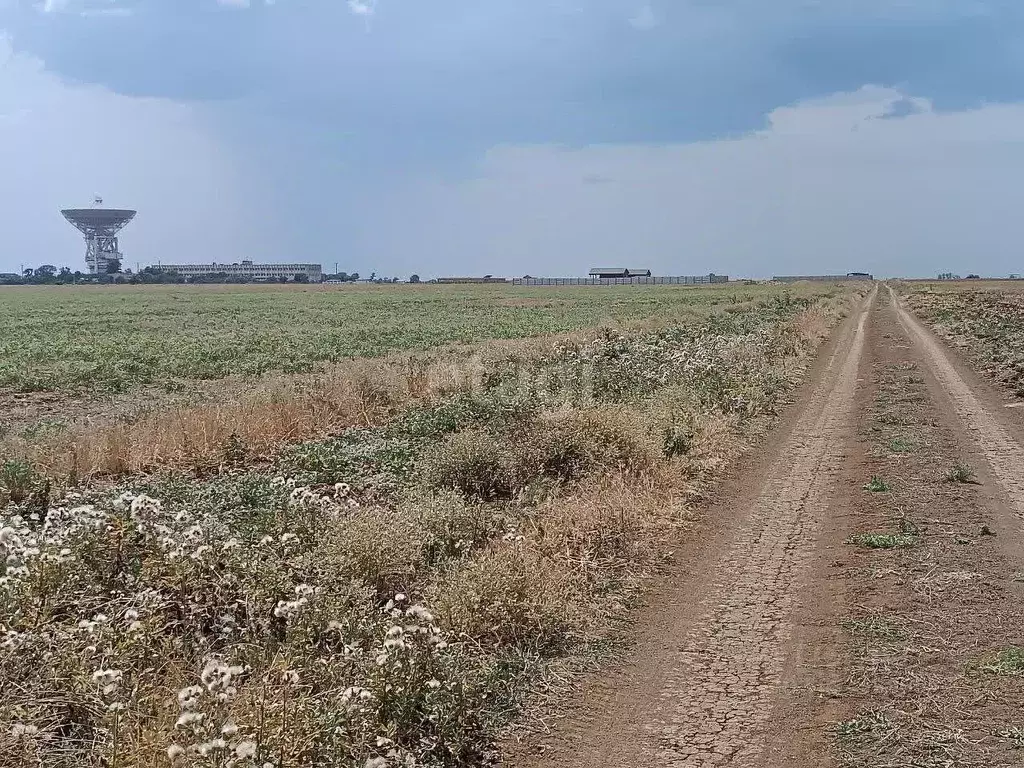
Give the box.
[5,0,1024,151]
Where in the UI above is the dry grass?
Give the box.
[0,289,863,767]
[2,341,548,482]
[1,286,857,487]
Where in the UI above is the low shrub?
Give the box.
[418,429,514,500]
[418,407,662,500]
[0,459,37,504]
[325,490,504,596]
[430,544,577,655]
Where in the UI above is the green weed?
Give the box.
[0,459,37,504]
[848,532,917,549]
[833,710,889,738]
[980,647,1024,676]
[842,616,906,641]
[945,462,978,484]
[886,437,915,454]
[863,476,890,493]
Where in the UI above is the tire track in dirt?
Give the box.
[824,286,1024,768]
[649,299,869,768]
[891,287,1024,521]
[511,292,874,768]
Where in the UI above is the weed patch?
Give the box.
[945,462,978,484]
[979,647,1024,677]
[886,437,915,454]
[842,616,906,641]
[863,476,890,493]
[848,532,917,549]
[833,710,890,740]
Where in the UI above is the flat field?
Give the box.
[0,283,792,395]
[901,280,1024,397]
[0,281,863,767]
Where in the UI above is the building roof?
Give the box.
[588,267,651,277]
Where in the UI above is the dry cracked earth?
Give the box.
[507,286,1024,768]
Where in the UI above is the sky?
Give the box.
[2,1,1024,279]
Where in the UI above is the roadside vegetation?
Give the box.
[1,285,858,767]
[903,282,1024,398]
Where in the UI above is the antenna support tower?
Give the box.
[61,199,137,274]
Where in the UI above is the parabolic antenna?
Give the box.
[61,206,137,274]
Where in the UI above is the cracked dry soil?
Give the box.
[508,285,1024,768]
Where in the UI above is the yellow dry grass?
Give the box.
[3,336,557,481]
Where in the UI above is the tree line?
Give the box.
[2,265,423,285]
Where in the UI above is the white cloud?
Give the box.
[217,0,251,8]
[347,0,376,16]
[350,87,1024,279]
[38,0,134,15]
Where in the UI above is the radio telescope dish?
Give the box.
[61,205,137,274]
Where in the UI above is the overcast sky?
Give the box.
[2,1,1023,279]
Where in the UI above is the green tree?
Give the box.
[105,259,122,274]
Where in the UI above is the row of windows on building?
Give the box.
[155,262,324,280]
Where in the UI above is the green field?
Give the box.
[0,282,821,394]
[0,282,860,767]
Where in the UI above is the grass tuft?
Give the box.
[848,532,917,550]
[833,710,889,739]
[842,616,906,641]
[980,647,1024,677]
[886,437,915,454]
[945,462,978,484]
[862,476,890,493]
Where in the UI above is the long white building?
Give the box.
[156,261,323,282]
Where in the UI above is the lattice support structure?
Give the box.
[83,233,123,275]
[61,201,137,274]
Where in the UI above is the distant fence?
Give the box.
[772,274,873,283]
[435,277,510,284]
[512,274,729,286]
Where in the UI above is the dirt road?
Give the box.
[509,286,1024,767]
